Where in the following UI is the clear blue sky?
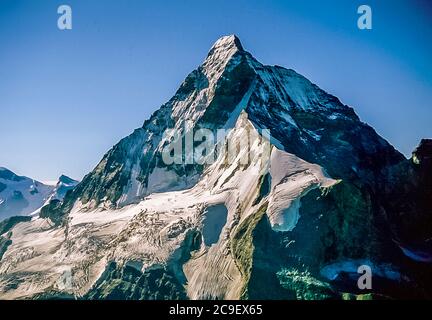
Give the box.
[1,0,431,181]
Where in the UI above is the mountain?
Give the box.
[0,35,430,300]
[0,167,54,221]
[0,168,78,221]
[45,175,79,204]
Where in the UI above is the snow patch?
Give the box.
[266,148,337,232]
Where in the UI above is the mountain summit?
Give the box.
[207,34,244,57]
[0,36,430,300]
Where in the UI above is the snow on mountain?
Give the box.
[0,168,78,221]
[0,168,54,221]
[55,34,402,217]
[0,112,339,299]
[0,35,430,300]
[45,175,79,204]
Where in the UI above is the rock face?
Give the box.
[384,139,432,262]
[0,35,430,300]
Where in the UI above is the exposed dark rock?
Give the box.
[84,262,187,300]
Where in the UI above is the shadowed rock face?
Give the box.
[84,262,187,300]
[1,36,431,300]
[413,139,432,165]
[384,139,432,250]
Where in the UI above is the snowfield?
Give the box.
[0,113,337,299]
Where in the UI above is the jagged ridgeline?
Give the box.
[1,36,431,300]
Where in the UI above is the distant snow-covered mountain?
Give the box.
[45,175,79,204]
[0,167,78,221]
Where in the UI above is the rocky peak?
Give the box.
[207,34,244,56]
[201,35,247,84]
[58,175,78,186]
[54,35,405,215]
